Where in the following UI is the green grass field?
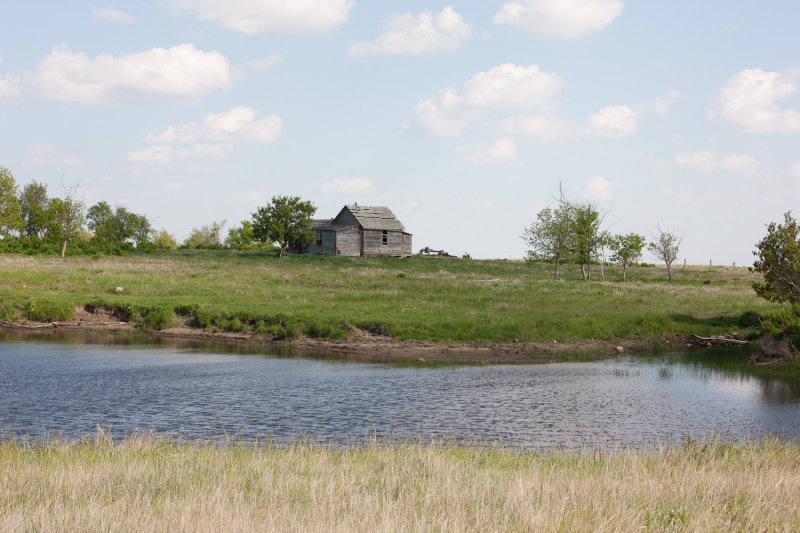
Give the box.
[2,435,799,532]
[0,250,778,343]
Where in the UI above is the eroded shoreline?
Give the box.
[0,306,680,363]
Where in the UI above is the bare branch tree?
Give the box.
[51,181,85,258]
[648,224,683,281]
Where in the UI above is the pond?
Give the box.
[1,338,799,450]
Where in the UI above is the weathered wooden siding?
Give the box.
[362,230,410,257]
[335,226,361,256]
[401,232,412,257]
[307,230,337,255]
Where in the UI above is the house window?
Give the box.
[382,230,388,245]
[315,231,322,246]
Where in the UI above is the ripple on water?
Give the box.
[0,342,799,450]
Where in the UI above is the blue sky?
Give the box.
[1,0,799,264]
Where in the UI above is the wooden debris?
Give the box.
[688,334,749,347]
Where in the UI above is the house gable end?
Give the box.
[331,207,361,227]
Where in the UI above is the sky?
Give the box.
[1,0,799,264]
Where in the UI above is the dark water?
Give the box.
[2,340,800,450]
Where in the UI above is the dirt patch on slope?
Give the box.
[0,306,675,364]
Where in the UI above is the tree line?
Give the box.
[521,185,682,281]
[0,166,317,257]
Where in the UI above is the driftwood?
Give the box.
[689,334,749,346]
[0,320,127,329]
[0,321,54,329]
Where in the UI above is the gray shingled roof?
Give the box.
[345,205,406,231]
[311,218,335,230]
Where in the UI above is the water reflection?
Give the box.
[659,349,800,403]
[1,340,799,450]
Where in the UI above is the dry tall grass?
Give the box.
[2,435,798,532]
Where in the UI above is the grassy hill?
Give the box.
[0,250,777,344]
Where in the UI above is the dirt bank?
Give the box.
[0,306,690,364]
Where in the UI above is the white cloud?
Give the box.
[349,6,471,57]
[585,105,637,138]
[416,63,564,138]
[456,137,517,165]
[169,0,354,35]
[708,68,800,133]
[91,6,137,24]
[126,143,232,165]
[461,63,564,112]
[0,58,21,99]
[125,145,173,165]
[500,115,576,141]
[174,143,233,159]
[147,106,282,144]
[0,73,21,98]
[417,63,641,141]
[675,150,760,174]
[653,90,680,115]
[21,145,82,167]
[583,176,612,202]
[787,163,800,177]
[494,0,623,39]
[31,44,231,104]
[244,54,284,71]
[322,177,375,194]
[415,92,477,138]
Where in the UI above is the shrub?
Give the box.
[226,318,244,332]
[25,300,73,322]
[174,304,198,317]
[116,304,134,321]
[139,307,175,330]
[188,310,216,329]
[358,321,395,337]
[0,306,18,320]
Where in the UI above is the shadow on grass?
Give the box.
[669,313,752,329]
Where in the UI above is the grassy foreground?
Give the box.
[2,436,799,532]
[0,250,777,343]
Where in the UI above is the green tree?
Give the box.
[19,181,51,239]
[0,166,23,238]
[251,196,316,258]
[87,202,151,246]
[648,225,682,281]
[151,229,178,249]
[522,206,572,278]
[569,202,603,280]
[752,212,800,322]
[86,201,116,242]
[48,184,85,257]
[521,197,573,279]
[224,220,258,249]
[183,220,226,248]
[609,232,647,280]
[126,211,152,247]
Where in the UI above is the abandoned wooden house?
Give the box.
[303,205,412,257]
